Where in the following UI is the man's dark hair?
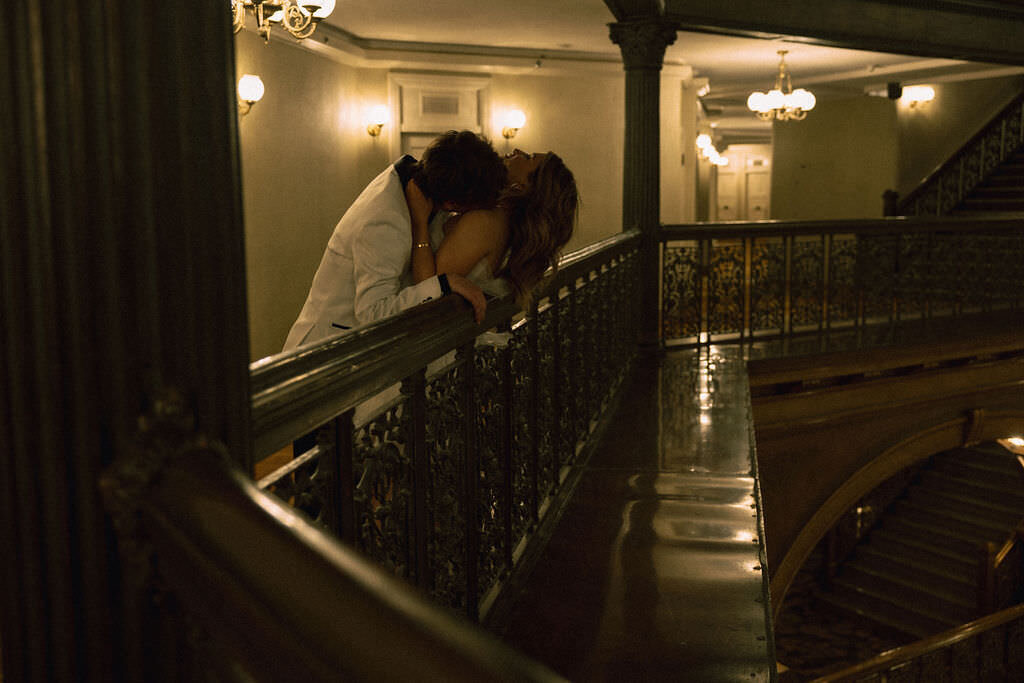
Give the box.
[414,130,507,209]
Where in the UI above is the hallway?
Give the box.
[494,348,774,681]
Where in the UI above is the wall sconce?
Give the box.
[501,109,527,139]
[901,85,935,108]
[237,74,265,116]
[366,104,389,137]
[232,0,336,43]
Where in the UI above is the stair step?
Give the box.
[839,561,975,621]
[905,487,1024,527]
[970,187,1024,200]
[888,500,1011,542]
[919,470,1024,511]
[856,543,975,596]
[931,449,1024,490]
[819,580,960,640]
[961,198,1024,211]
[881,515,987,556]
[869,528,977,569]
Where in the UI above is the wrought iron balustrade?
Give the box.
[249,231,641,622]
[660,217,1024,346]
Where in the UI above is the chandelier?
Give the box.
[232,0,336,43]
[747,50,816,121]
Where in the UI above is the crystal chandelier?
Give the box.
[747,50,816,121]
[232,0,336,43]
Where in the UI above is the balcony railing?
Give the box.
[660,217,1024,346]
[249,231,641,622]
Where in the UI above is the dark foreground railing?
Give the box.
[250,231,641,622]
[101,405,562,682]
[660,217,1024,345]
[812,603,1024,682]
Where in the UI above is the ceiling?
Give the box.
[323,0,1023,143]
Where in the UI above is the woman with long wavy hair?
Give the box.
[407,148,579,308]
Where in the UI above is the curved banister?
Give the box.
[810,603,1024,682]
[660,215,1024,240]
[135,442,564,682]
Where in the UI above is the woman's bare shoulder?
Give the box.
[448,208,507,235]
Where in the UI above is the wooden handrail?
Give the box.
[131,441,564,682]
[810,603,1024,682]
[250,230,641,459]
[660,215,1024,240]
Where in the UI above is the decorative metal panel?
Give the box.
[536,301,557,501]
[473,344,508,598]
[352,399,414,579]
[262,447,332,530]
[789,235,824,331]
[425,360,469,611]
[707,239,745,335]
[750,237,785,334]
[662,241,702,339]
[508,325,535,542]
[827,234,858,327]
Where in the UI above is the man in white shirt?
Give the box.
[283,131,506,351]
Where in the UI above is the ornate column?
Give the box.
[610,19,677,350]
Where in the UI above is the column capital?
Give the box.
[609,19,677,70]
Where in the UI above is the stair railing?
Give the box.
[893,91,1024,216]
[250,230,641,625]
[811,602,1024,681]
[980,522,1024,613]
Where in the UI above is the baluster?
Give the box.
[783,234,793,335]
[500,320,514,570]
[332,409,356,543]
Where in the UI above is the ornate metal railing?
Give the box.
[811,602,1024,682]
[981,523,1024,613]
[897,91,1024,216]
[660,217,1024,345]
[249,231,641,622]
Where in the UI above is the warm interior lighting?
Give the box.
[232,0,335,43]
[901,85,936,107]
[237,74,265,116]
[501,109,527,139]
[366,104,389,137]
[747,50,815,121]
[997,436,1024,456]
[696,134,728,166]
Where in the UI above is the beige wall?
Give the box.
[236,32,391,361]
[896,75,1024,197]
[237,33,694,360]
[771,95,898,220]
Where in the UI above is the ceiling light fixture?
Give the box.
[747,50,816,121]
[232,0,336,43]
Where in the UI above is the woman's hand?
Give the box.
[405,179,433,242]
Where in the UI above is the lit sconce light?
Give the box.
[998,436,1024,457]
[232,0,336,43]
[501,109,527,140]
[366,104,389,137]
[237,74,265,116]
[901,85,935,108]
[696,134,729,166]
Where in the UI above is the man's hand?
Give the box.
[445,273,487,324]
[405,179,433,241]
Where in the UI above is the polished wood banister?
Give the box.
[660,215,1024,240]
[250,230,640,460]
[130,441,564,682]
[810,603,1024,682]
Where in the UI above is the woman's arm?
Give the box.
[406,180,437,284]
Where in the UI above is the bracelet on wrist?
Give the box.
[414,241,430,249]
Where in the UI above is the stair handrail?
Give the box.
[809,602,1024,682]
[895,89,1024,216]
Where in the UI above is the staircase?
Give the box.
[816,443,1024,640]
[953,150,1024,215]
